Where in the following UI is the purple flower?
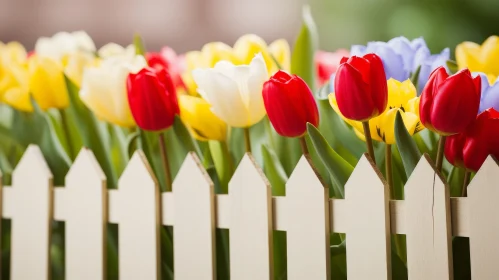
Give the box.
[476,72,499,113]
[351,37,449,94]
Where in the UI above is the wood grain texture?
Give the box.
[9,145,53,280]
[405,155,453,280]
[345,154,391,280]
[286,156,330,280]
[468,156,499,279]
[173,152,216,280]
[229,153,273,280]
[55,149,107,280]
[109,151,161,280]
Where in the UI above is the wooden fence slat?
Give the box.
[286,156,330,280]
[468,156,499,279]
[9,145,53,280]
[110,151,161,280]
[173,152,216,280]
[405,155,453,280]
[345,154,391,280]
[57,148,107,280]
[229,153,273,280]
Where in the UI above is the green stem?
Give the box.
[385,144,394,199]
[158,132,172,191]
[59,109,75,159]
[221,140,234,175]
[243,127,252,153]
[362,121,376,164]
[436,135,447,172]
[299,136,309,157]
[462,170,471,197]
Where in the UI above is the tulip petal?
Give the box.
[246,54,269,126]
[365,53,388,115]
[419,66,448,129]
[456,42,481,72]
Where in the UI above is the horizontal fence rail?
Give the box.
[0,145,497,280]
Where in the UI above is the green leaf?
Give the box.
[172,116,203,161]
[261,145,288,196]
[330,241,347,279]
[446,60,459,74]
[394,111,422,178]
[134,34,147,56]
[328,107,365,159]
[307,123,354,198]
[290,5,318,92]
[209,140,233,194]
[410,65,421,91]
[65,75,117,188]
[448,166,465,197]
[126,130,140,158]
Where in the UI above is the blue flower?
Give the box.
[351,37,449,94]
[475,72,499,113]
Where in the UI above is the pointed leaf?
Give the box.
[394,111,422,178]
[172,116,203,161]
[134,34,146,56]
[261,144,288,196]
[307,123,354,198]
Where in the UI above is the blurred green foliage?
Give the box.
[311,0,499,55]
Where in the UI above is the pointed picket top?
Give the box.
[119,150,158,191]
[344,153,391,280]
[173,152,216,280]
[229,153,273,280]
[468,155,499,279]
[173,152,213,192]
[286,155,330,279]
[66,148,106,187]
[405,154,453,280]
[287,155,325,191]
[13,145,52,183]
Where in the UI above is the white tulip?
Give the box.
[98,43,135,59]
[35,31,96,59]
[79,55,146,127]
[192,53,268,128]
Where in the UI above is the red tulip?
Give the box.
[334,53,388,121]
[445,108,499,172]
[145,46,185,90]
[263,70,319,137]
[127,67,179,131]
[315,49,350,86]
[419,67,481,135]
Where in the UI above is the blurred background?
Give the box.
[1,0,499,54]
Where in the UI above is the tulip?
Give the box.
[0,42,30,110]
[80,55,147,127]
[315,49,349,86]
[192,53,268,128]
[178,94,227,141]
[445,108,499,172]
[182,35,289,94]
[475,73,499,113]
[35,31,97,86]
[127,67,179,131]
[419,67,481,135]
[98,43,135,59]
[334,53,388,121]
[146,47,185,90]
[263,70,319,138]
[352,36,449,93]
[330,78,422,145]
[456,36,499,79]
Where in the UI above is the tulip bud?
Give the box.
[334,53,388,122]
[315,49,349,86]
[419,67,481,135]
[445,108,499,171]
[146,47,185,90]
[127,67,180,131]
[263,70,319,137]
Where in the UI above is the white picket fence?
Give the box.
[0,145,497,280]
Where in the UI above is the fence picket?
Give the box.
[286,156,330,280]
[173,152,216,280]
[405,155,453,280]
[468,156,499,279]
[54,148,107,280]
[345,155,391,280]
[229,153,273,280]
[109,151,161,280]
[8,145,53,280]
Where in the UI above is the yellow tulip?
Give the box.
[0,42,30,111]
[28,55,69,110]
[329,79,424,144]
[182,34,290,95]
[178,94,227,141]
[456,36,499,79]
[63,51,97,87]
